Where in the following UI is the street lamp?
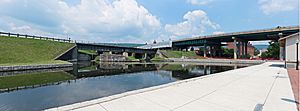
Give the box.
[296,38,299,70]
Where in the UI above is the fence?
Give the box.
[0,31,74,43]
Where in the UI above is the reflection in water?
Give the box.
[0,62,247,111]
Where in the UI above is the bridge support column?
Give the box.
[204,44,207,57]
[144,53,148,60]
[241,42,245,58]
[244,41,248,57]
[233,37,237,59]
[123,52,128,57]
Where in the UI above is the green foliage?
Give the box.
[0,72,74,89]
[240,54,251,59]
[0,36,74,65]
[261,41,279,59]
[221,47,234,58]
[254,47,260,56]
[127,56,139,61]
[161,50,197,58]
[94,56,100,61]
[151,56,166,61]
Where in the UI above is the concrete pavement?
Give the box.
[46,62,297,111]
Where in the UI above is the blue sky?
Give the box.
[0,0,298,44]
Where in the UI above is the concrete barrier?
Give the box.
[0,63,73,72]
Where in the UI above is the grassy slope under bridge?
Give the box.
[0,36,74,66]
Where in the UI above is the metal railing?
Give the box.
[0,31,74,43]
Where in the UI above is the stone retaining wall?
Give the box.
[0,63,73,72]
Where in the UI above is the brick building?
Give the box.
[226,42,255,57]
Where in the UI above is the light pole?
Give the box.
[296,39,299,70]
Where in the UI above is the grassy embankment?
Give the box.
[151,50,205,61]
[0,72,74,89]
[161,50,198,58]
[0,36,74,66]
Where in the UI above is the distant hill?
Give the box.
[253,45,269,50]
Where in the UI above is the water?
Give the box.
[0,62,247,111]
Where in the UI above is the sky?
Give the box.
[0,0,298,44]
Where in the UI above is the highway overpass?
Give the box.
[172,26,300,59]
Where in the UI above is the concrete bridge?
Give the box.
[172,26,300,59]
[56,43,157,61]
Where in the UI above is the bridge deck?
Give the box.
[46,62,297,111]
[173,26,299,47]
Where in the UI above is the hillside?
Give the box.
[0,36,74,65]
[160,50,198,58]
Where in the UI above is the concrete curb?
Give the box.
[0,63,73,72]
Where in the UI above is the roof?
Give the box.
[279,32,299,41]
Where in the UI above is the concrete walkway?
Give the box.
[46,62,297,111]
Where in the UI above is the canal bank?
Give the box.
[46,62,297,111]
[167,58,265,64]
[0,63,73,72]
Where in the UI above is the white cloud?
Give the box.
[213,31,225,35]
[0,0,161,42]
[164,10,219,38]
[258,0,299,14]
[186,0,213,5]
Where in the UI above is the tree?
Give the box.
[254,47,260,56]
[221,47,234,58]
[261,41,279,59]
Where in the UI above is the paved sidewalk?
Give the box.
[46,62,297,111]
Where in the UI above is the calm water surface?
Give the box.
[0,62,247,111]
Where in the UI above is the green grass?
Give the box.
[151,56,166,61]
[0,36,74,65]
[127,56,139,61]
[161,50,198,58]
[0,72,75,89]
[78,50,97,55]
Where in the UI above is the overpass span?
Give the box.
[172,26,300,59]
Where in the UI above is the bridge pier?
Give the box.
[204,44,207,57]
[233,37,237,59]
[123,52,129,57]
[241,42,245,58]
[245,41,248,57]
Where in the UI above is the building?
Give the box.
[279,32,300,68]
[226,42,255,57]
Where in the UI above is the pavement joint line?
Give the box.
[257,69,281,110]
[98,103,109,111]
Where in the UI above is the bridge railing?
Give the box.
[0,31,74,43]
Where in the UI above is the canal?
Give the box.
[0,62,248,111]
